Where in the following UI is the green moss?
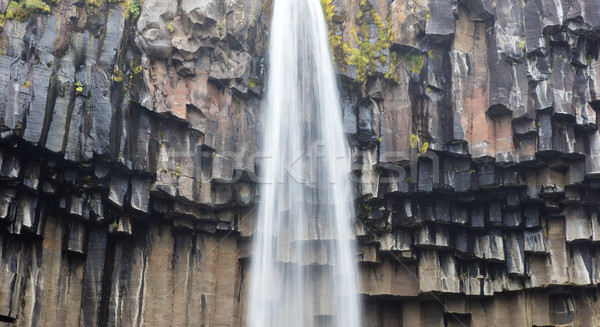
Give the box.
[2,0,141,24]
[320,0,349,72]
[347,0,390,84]
[3,0,32,22]
[166,22,174,33]
[85,0,104,8]
[24,0,51,14]
[384,50,400,83]
[120,0,138,18]
[321,0,397,86]
[123,0,140,18]
[403,53,425,74]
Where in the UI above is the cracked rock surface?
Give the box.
[0,0,600,325]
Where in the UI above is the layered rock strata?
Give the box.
[0,0,599,326]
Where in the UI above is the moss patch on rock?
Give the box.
[0,0,142,26]
[1,0,53,24]
[403,53,425,74]
[321,0,398,87]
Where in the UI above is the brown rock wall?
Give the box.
[0,0,599,325]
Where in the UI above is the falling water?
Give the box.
[248,0,362,326]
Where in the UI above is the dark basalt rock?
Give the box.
[0,0,599,326]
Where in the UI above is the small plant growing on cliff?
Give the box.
[362,203,373,211]
[403,54,425,74]
[24,0,50,14]
[217,22,225,38]
[321,0,398,87]
[75,81,83,93]
[129,0,140,18]
[166,22,174,34]
[3,0,45,22]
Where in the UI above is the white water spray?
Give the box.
[248,0,362,326]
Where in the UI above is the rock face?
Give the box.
[0,0,599,326]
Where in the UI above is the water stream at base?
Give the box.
[248,0,362,326]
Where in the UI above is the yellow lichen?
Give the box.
[410,134,419,148]
[113,68,124,82]
[75,81,83,93]
[133,65,143,74]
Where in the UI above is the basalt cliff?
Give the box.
[0,0,600,326]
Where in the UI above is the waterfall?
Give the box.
[248,0,362,326]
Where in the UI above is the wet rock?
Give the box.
[565,205,592,242]
[0,188,16,221]
[531,79,554,111]
[0,152,20,180]
[378,77,411,164]
[1,1,600,326]
[503,209,522,227]
[80,226,107,326]
[573,67,597,129]
[21,65,52,145]
[524,229,547,253]
[108,172,130,209]
[22,161,40,190]
[130,175,151,213]
[505,231,525,275]
[357,100,378,147]
[89,67,113,156]
[584,137,600,178]
[10,191,38,234]
[425,0,456,40]
[210,153,234,183]
[550,46,576,120]
[493,0,526,61]
[470,204,485,228]
[66,220,86,255]
[524,0,546,55]
[487,35,513,116]
[527,53,551,81]
[137,29,172,59]
[389,0,427,50]
[537,0,565,33]
[68,195,89,220]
